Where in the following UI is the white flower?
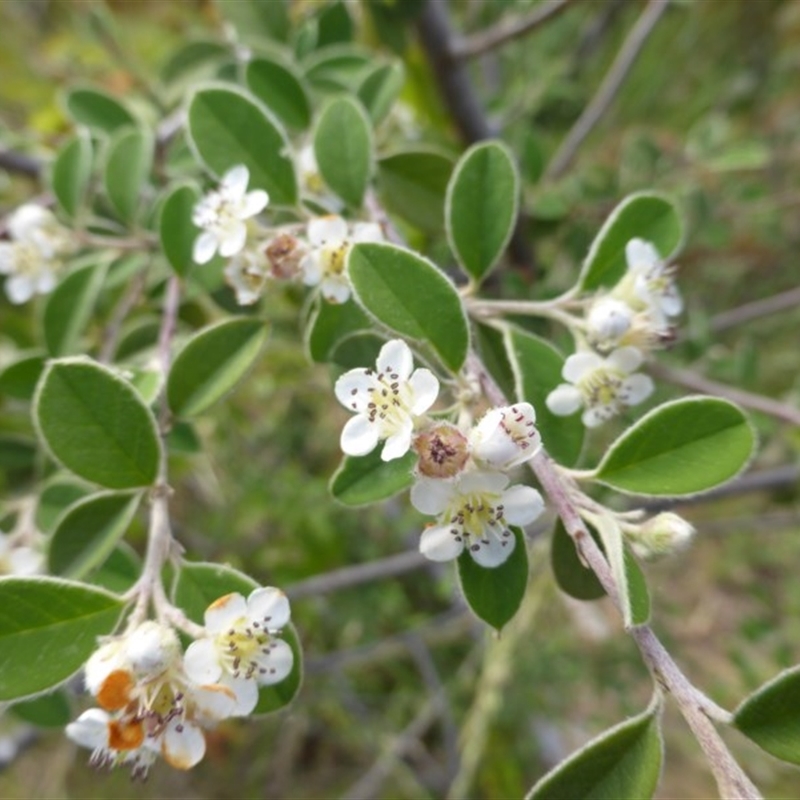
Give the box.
[184,588,293,716]
[0,531,42,575]
[300,215,383,303]
[192,165,269,264]
[0,204,71,304]
[624,238,683,328]
[586,297,634,351]
[546,347,654,428]
[224,248,270,305]
[470,402,541,470]
[411,470,544,568]
[73,622,237,776]
[628,512,695,559]
[334,339,439,461]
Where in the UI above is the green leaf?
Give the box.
[104,126,153,223]
[734,666,800,765]
[167,318,269,417]
[305,297,371,363]
[34,358,162,489]
[313,96,373,208]
[596,397,755,496]
[377,149,454,232]
[505,327,584,467]
[473,323,516,404]
[159,183,200,277]
[446,141,519,283]
[347,242,469,372]
[87,542,141,594]
[36,478,90,533]
[303,45,373,92]
[624,547,650,627]
[48,491,141,580]
[63,87,136,135]
[187,84,297,206]
[11,690,72,727]
[173,562,302,714]
[50,130,93,218]
[0,352,45,401]
[526,703,663,800]
[357,62,404,125]
[0,436,36,471]
[316,0,353,46]
[580,192,683,292]
[43,260,108,357]
[328,332,385,370]
[330,448,416,506]
[0,577,123,701]
[217,0,290,43]
[551,519,605,601]
[161,40,228,86]
[457,527,528,631]
[246,57,312,131]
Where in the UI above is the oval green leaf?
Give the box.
[0,577,124,701]
[173,562,302,714]
[457,527,528,631]
[50,130,93,218]
[377,149,454,232]
[104,126,153,224]
[246,57,312,131]
[595,397,755,497]
[313,96,373,208]
[446,141,519,283]
[11,690,72,727]
[187,84,297,206]
[580,192,683,292]
[34,358,162,488]
[63,87,136,135]
[505,327,584,467]
[734,666,800,765]
[43,260,108,357]
[357,61,404,125]
[159,183,200,277]
[48,490,141,579]
[305,296,371,363]
[330,448,416,507]
[526,703,663,800]
[36,478,90,533]
[347,242,469,372]
[168,318,268,417]
[551,519,605,601]
[0,351,45,401]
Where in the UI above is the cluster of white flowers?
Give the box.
[0,205,73,304]
[191,164,383,307]
[335,339,546,568]
[67,588,292,779]
[547,238,682,427]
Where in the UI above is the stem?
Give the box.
[545,0,671,180]
[466,296,582,330]
[466,350,762,799]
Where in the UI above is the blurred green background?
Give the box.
[1,1,799,798]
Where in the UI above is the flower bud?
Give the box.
[413,423,470,479]
[265,233,305,280]
[629,512,695,559]
[586,297,634,350]
[125,621,181,678]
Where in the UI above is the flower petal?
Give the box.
[204,592,247,633]
[218,222,248,258]
[501,485,545,526]
[351,222,383,243]
[225,675,259,716]
[376,339,413,379]
[621,373,654,406]
[5,275,35,304]
[607,346,643,374]
[183,639,223,685]
[334,369,374,411]
[419,524,463,562]
[247,587,291,630]
[458,469,508,495]
[410,476,454,515]
[563,351,603,382]
[340,414,380,456]
[66,708,111,750]
[221,165,250,198]
[546,385,582,416]
[582,405,611,427]
[253,638,294,685]
[470,529,515,568]
[625,238,660,271]
[241,189,269,218]
[191,683,237,721]
[381,420,413,461]
[308,215,348,246]
[321,275,351,304]
[193,231,218,264]
[408,369,439,414]
[162,720,206,770]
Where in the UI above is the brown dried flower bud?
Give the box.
[412,423,470,479]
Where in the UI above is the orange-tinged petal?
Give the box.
[97,669,134,711]
[108,718,145,751]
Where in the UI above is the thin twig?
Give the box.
[285,550,428,600]
[451,0,577,60]
[648,361,800,426]
[545,0,671,179]
[708,285,800,334]
[0,149,41,180]
[99,268,148,363]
